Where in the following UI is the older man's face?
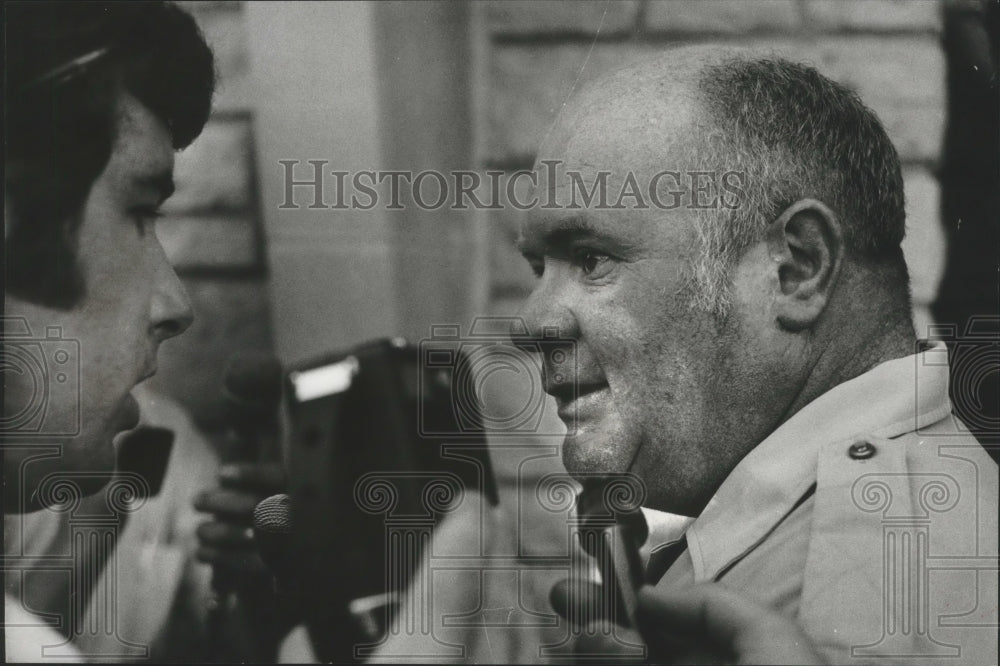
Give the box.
[516,93,775,514]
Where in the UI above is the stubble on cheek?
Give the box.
[559,394,637,477]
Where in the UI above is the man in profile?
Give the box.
[516,48,998,662]
[370,47,996,663]
[3,2,214,659]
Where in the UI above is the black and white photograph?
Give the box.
[3,1,998,663]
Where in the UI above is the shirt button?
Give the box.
[848,441,877,460]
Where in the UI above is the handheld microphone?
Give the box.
[220,352,284,462]
[253,492,399,645]
[207,353,285,655]
[575,478,648,630]
[252,493,293,588]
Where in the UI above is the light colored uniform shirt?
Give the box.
[649,341,998,664]
[370,342,998,664]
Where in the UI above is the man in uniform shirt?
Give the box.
[371,46,995,664]
[513,47,998,663]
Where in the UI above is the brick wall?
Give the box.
[479,0,947,337]
[149,0,949,429]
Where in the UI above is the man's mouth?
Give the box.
[552,383,609,423]
[113,364,156,435]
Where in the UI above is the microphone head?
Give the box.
[253,494,295,586]
[223,352,284,408]
[253,492,292,535]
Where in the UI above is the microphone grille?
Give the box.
[253,493,292,535]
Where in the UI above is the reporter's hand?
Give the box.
[194,461,286,574]
[194,461,290,661]
[551,578,824,665]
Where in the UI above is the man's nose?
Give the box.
[149,259,194,342]
[510,279,577,352]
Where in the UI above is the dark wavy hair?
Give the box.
[5,1,215,308]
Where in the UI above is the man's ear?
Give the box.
[765,199,843,331]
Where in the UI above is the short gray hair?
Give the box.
[683,56,908,317]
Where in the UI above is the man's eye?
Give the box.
[574,249,614,279]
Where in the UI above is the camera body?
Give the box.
[1,317,81,437]
[285,337,497,662]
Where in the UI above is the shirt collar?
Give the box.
[671,341,953,582]
[639,507,694,568]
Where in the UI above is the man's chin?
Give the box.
[560,421,636,479]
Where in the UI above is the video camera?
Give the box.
[282,336,499,661]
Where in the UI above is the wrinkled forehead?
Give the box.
[517,81,705,256]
